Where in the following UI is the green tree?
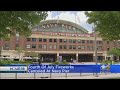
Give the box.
[0,11,48,38]
[16,47,25,61]
[0,11,48,58]
[25,51,39,62]
[108,48,120,56]
[85,11,120,41]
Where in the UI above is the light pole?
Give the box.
[94,24,98,77]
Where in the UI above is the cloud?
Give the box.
[46,11,93,33]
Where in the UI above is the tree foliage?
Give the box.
[25,51,38,57]
[0,11,48,38]
[85,11,120,41]
[108,48,120,56]
[16,47,25,60]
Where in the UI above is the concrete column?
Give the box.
[76,53,78,62]
[93,53,95,62]
[57,53,59,61]
[103,51,107,60]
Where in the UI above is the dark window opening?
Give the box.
[32,38,36,42]
[32,45,36,48]
[49,39,52,42]
[59,39,62,43]
[39,38,42,42]
[82,40,85,44]
[43,39,47,42]
[54,39,57,42]
[27,38,31,41]
[59,45,62,49]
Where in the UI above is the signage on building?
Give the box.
[41,24,75,30]
[39,32,95,37]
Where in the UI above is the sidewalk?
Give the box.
[50,73,120,79]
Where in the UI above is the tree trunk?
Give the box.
[0,38,2,62]
[0,45,1,57]
[19,53,20,61]
[0,45,1,63]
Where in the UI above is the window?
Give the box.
[113,41,116,45]
[73,45,76,49]
[43,38,47,42]
[32,38,36,42]
[54,39,57,42]
[78,45,81,49]
[16,44,19,48]
[4,44,9,50]
[87,46,93,50]
[97,41,102,44]
[69,39,72,43]
[82,40,85,44]
[107,41,109,44]
[87,46,90,50]
[87,40,89,44]
[118,42,120,45]
[90,46,93,50]
[53,45,57,49]
[63,39,67,43]
[73,40,76,43]
[78,40,81,43]
[26,45,31,48]
[59,39,62,42]
[90,40,93,44]
[81,45,85,50]
[43,45,47,49]
[39,44,42,48]
[32,44,36,48]
[49,44,52,49]
[59,45,62,49]
[99,41,102,44]
[39,38,42,42]
[63,45,67,49]
[27,38,31,41]
[69,45,72,49]
[49,39,52,42]
[98,46,102,50]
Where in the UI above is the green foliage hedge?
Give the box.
[101,60,119,64]
[0,60,32,65]
[52,60,69,65]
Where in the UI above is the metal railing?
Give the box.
[0,72,110,79]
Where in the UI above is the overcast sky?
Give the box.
[45,11,93,33]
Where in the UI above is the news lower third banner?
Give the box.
[1,64,120,73]
[28,64,100,73]
[0,65,27,73]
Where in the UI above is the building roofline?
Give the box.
[38,19,88,33]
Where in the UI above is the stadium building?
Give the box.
[0,20,120,62]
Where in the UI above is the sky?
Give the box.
[45,11,93,33]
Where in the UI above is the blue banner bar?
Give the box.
[110,65,120,73]
[1,64,120,73]
[28,64,101,73]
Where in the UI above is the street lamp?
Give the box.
[93,24,98,77]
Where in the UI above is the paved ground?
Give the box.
[1,73,120,79]
[50,73,120,79]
